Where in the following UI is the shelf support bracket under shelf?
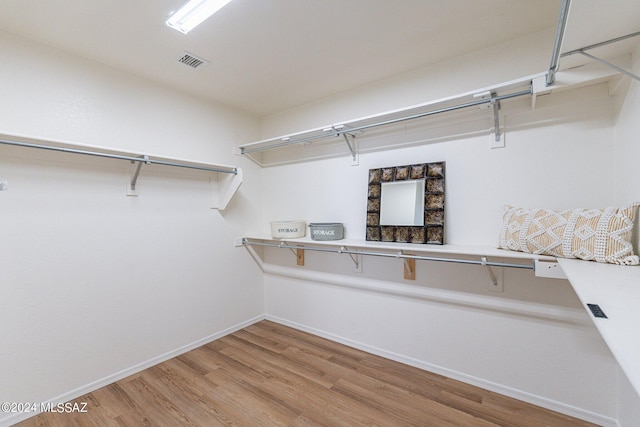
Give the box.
[480,256,504,292]
[398,251,416,280]
[130,155,150,191]
[340,246,360,269]
[491,96,502,143]
[342,133,357,162]
[481,256,498,287]
[283,242,305,266]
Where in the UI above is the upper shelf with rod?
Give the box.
[235,76,536,167]
[0,131,242,210]
[234,64,626,168]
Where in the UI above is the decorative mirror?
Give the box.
[366,162,445,244]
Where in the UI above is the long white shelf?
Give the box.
[235,76,535,166]
[242,234,557,267]
[0,131,242,210]
[557,259,640,398]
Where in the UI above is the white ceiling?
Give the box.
[0,1,638,117]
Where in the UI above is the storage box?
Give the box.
[309,223,344,240]
[270,220,306,239]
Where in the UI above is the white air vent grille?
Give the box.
[178,52,210,69]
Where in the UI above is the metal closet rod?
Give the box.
[0,139,238,174]
[240,87,532,154]
[242,238,535,270]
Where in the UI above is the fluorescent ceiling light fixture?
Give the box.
[166,0,233,34]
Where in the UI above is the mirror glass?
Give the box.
[380,180,425,226]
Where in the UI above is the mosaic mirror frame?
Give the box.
[366,162,445,244]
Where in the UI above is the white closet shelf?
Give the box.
[557,259,640,398]
[0,131,242,210]
[235,76,536,166]
[241,234,557,274]
[235,65,626,167]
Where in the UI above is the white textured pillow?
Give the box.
[497,204,639,265]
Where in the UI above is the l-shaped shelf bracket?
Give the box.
[341,133,357,162]
[339,246,360,269]
[473,90,504,147]
[130,155,150,191]
[492,96,502,143]
[481,256,498,287]
[322,125,358,162]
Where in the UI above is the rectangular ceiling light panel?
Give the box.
[166,0,233,34]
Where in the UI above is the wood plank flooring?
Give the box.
[16,320,599,426]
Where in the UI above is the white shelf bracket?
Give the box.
[491,96,502,144]
[341,246,360,269]
[481,256,503,292]
[474,91,504,148]
[210,167,243,210]
[342,133,357,162]
[130,155,150,191]
[481,257,497,286]
[323,125,358,163]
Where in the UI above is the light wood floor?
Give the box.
[17,320,599,426]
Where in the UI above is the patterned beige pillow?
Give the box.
[497,204,639,265]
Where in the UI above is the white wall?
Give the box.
[257,35,624,426]
[0,31,264,425]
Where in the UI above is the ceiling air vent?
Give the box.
[177,51,210,69]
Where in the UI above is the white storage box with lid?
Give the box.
[270,220,306,239]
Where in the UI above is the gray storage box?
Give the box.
[309,223,344,240]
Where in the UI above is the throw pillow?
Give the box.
[497,203,639,265]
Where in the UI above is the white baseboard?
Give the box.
[0,315,265,427]
[265,315,618,427]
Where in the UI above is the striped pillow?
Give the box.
[497,204,639,265]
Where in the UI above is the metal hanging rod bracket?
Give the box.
[491,97,501,143]
[342,247,360,269]
[481,256,498,287]
[473,91,503,146]
[342,133,357,161]
[322,125,358,161]
[130,155,150,191]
